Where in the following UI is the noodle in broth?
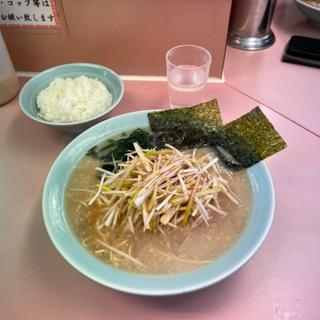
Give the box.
[65,140,252,275]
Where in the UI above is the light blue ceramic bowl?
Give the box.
[43,110,275,296]
[19,63,124,134]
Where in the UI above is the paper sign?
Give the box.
[0,0,61,29]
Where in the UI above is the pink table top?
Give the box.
[224,0,320,137]
[1,1,320,319]
[1,79,320,320]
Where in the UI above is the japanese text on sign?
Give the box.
[0,0,61,28]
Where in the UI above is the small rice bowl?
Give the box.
[37,75,113,122]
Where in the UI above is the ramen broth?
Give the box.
[65,146,252,275]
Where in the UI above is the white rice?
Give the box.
[37,75,113,122]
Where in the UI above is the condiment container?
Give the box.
[0,31,19,105]
[228,0,278,50]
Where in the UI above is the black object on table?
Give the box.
[282,35,320,68]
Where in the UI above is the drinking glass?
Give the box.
[166,45,212,108]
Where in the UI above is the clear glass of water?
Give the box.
[166,45,212,108]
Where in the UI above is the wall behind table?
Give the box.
[2,0,231,78]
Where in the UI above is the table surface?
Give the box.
[1,0,320,319]
[225,0,320,137]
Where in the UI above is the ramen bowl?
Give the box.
[294,0,320,26]
[19,63,124,135]
[43,110,275,296]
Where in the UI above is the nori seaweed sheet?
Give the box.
[147,99,223,148]
[87,128,155,171]
[87,104,287,173]
[210,107,287,170]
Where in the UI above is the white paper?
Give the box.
[0,0,61,28]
